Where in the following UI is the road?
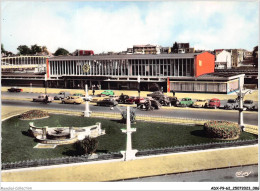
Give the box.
[118,165,258,182]
[1,99,258,125]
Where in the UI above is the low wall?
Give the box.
[1,145,258,182]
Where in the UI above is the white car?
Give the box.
[83,95,93,101]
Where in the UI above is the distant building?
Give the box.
[215,50,232,69]
[133,44,161,54]
[231,49,245,67]
[160,47,171,54]
[172,42,194,53]
[126,48,133,54]
[244,51,253,59]
[73,50,94,56]
[214,49,224,56]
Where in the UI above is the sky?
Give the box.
[1,1,259,54]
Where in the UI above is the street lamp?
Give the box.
[137,75,140,98]
[30,83,32,93]
[44,74,47,94]
[84,84,91,117]
[234,88,252,129]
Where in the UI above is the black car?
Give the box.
[116,94,130,104]
[8,87,23,92]
[147,91,168,102]
[168,96,179,106]
[137,99,161,110]
[147,91,164,98]
[97,98,118,107]
[151,99,162,109]
[158,97,171,106]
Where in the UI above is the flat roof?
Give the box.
[197,72,245,80]
[49,53,202,61]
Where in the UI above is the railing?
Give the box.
[2,152,123,170]
[136,139,258,157]
[2,139,257,170]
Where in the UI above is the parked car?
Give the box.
[147,91,163,97]
[126,96,145,104]
[208,98,221,108]
[224,99,239,110]
[62,96,84,104]
[109,95,119,101]
[33,94,54,103]
[83,95,93,101]
[178,98,193,107]
[97,98,118,107]
[8,87,23,92]
[147,91,165,101]
[147,91,171,106]
[168,96,179,106]
[158,96,171,106]
[243,100,256,110]
[116,94,130,104]
[150,99,162,109]
[73,93,85,97]
[101,90,114,96]
[137,98,161,110]
[193,99,208,108]
[54,91,70,100]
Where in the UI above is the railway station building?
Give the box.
[46,52,244,94]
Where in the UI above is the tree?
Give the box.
[1,43,6,54]
[17,45,31,55]
[149,83,160,91]
[54,47,69,56]
[74,136,99,155]
[30,44,42,54]
[252,46,258,68]
[172,41,178,53]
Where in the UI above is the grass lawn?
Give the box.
[1,114,258,163]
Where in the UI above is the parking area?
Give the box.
[2,87,258,112]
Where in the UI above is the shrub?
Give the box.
[19,110,49,120]
[204,121,241,139]
[121,108,136,124]
[149,83,160,91]
[74,136,99,155]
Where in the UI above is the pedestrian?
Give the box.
[171,90,175,97]
[92,88,95,95]
[45,95,49,104]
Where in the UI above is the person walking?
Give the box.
[44,95,49,104]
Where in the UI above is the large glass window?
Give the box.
[183,59,187,76]
[179,59,183,76]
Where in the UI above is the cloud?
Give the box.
[1,1,258,54]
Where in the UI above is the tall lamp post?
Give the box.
[234,88,252,130]
[44,74,47,94]
[137,75,140,98]
[84,84,91,117]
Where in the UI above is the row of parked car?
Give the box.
[28,89,256,111]
[146,91,257,111]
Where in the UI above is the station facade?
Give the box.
[46,52,243,93]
